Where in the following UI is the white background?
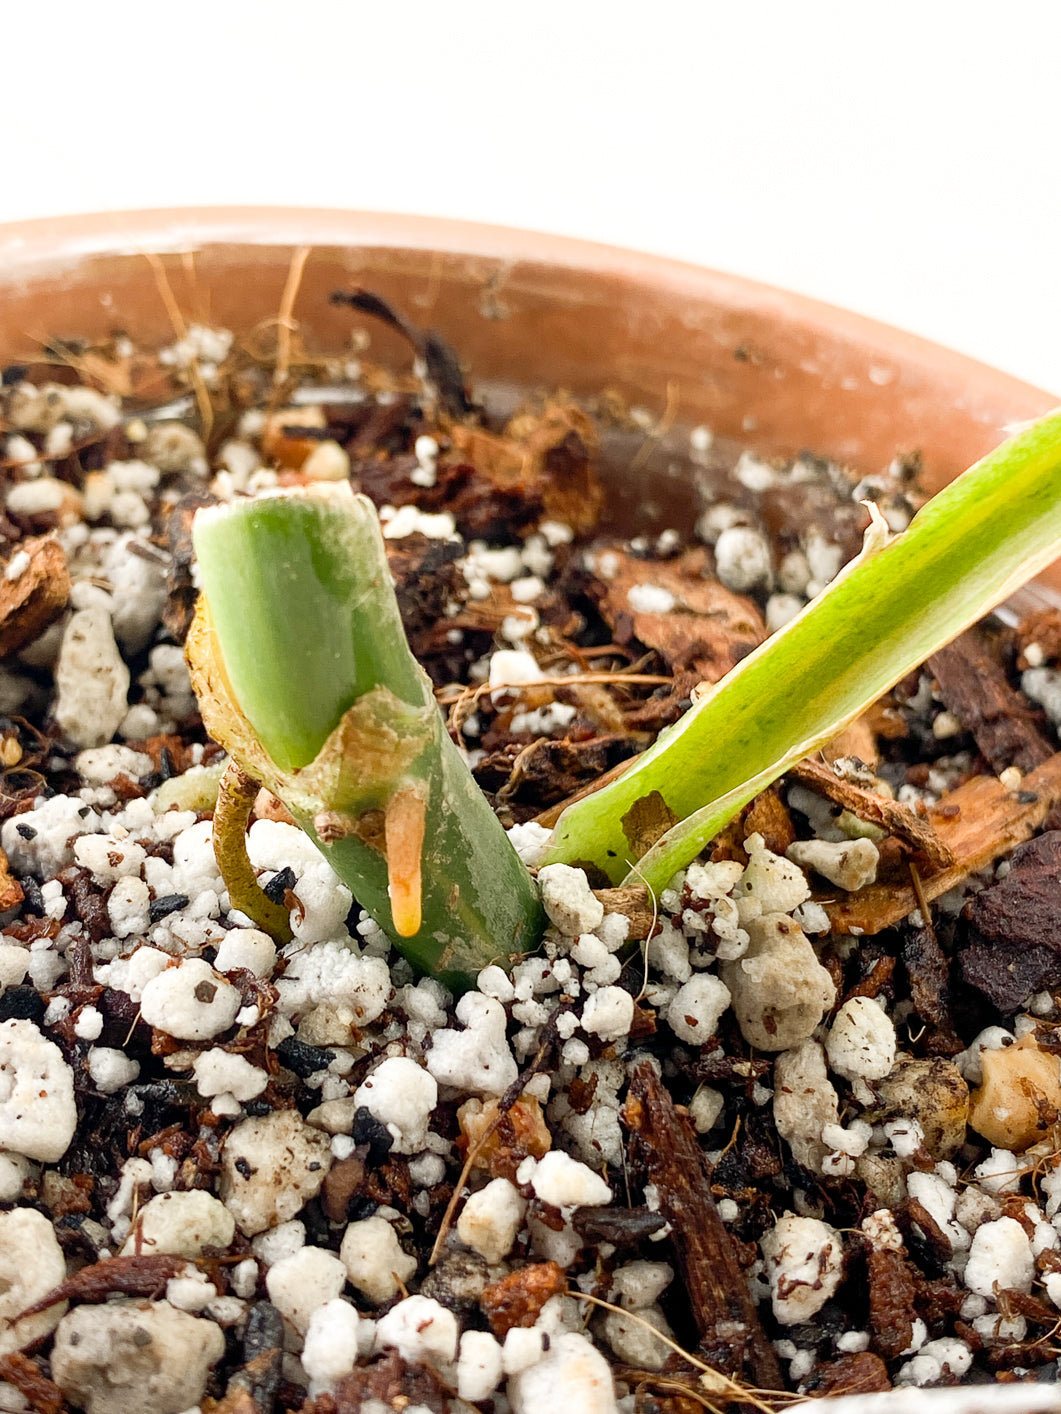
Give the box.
[1,2,1059,393]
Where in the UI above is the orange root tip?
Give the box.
[385,786,426,938]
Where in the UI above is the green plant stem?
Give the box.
[544,408,1061,892]
[189,484,543,989]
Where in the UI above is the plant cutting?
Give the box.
[188,483,544,989]
[189,408,1061,978]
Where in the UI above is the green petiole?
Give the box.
[543,408,1061,893]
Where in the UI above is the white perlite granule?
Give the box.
[353,1056,438,1154]
[301,1300,360,1390]
[0,1208,67,1356]
[457,1178,527,1264]
[626,583,676,615]
[0,1020,77,1162]
[375,1295,458,1366]
[119,1191,235,1259]
[51,1300,225,1414]
[265,1246,348,1335]
[530,1150,612,1209]
[426,993,518,1095]
[508,1332,619,1414]
[714,526,772,592]
[53,608,130,749]
[220,1111,332,1236]
[760,1214,843,1324]
[139,959,241,1041]
[538,864,604,936]
[665,974,731,1045]
[825,997,897,1081]
[963,1216,1034,1297]
[340,1216,417,1305]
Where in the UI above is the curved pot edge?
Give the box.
[0,204,1055,414]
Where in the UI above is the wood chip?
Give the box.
[445,396,603,534]
[1016,607,1061,669]
[569,1204,668,1246]
[790,756,954,871]
[160,490,219,642]
[325,1348,453,1414]
[533,754,632,830]
[623,1059,781,1387]
[929,627,1054,775]
[0,536,69,658]
[740,785,796,856]
[480,1261,567,1337]
[588,545,766,682]
[457,1093,552,1182]
[17,1253,187,1319]
[960,831,1061,1011]
[804,1351,892,1396]
[0,848,23,912]
[822,750,1061,934]
[594,884,658,939]
[201,1388,259,1414]
[0,1354,63,1414]
[866,1246,918,1360]
[902,927,962,1053]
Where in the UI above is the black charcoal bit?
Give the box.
[262,866,296,906]
[227,1301,284,1414]
[243,1301,285,1361]
[275,1035,335,1078]
[0,985,46,1024]
[352,1105,394,1163]
[149,893,189,923]
[300,1198,333,1250]
[19,876,44,914]
[420,1249,491,1314]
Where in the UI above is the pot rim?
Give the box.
[0,203,1054,409]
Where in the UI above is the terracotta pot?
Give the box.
[0,206,1057,596]
[3,214,1061,1409]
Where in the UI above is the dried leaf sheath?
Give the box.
[188,484,543,988]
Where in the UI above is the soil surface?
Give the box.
[1,298,1061,1413]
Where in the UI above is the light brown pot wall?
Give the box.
[0,207,1056,589]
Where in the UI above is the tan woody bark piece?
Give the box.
[823,750,1061,934]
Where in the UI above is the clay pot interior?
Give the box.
[0,206,1057,596]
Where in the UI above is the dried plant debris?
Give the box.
[2,289,1061,1413]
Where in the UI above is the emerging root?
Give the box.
[384,785,427,937]
[213,759,294,944]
